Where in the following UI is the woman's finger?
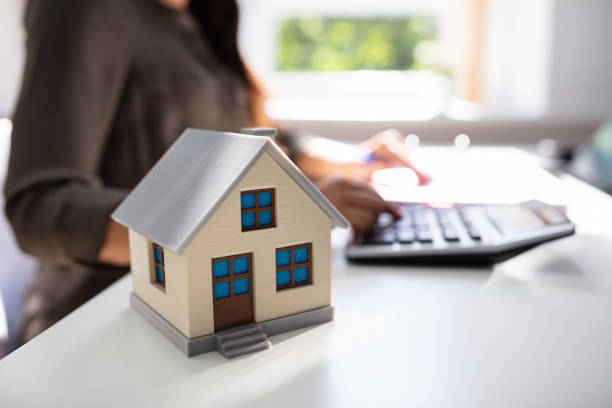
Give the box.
[342,179,402,218]
[345,185,388,209]
[361,129,431,185]
[342,207,378,234]
[375,142,431,185]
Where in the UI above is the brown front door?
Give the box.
[212,253,254,332]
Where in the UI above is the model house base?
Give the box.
[130,293,334,358]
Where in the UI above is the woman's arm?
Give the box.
[295,129,428,184]
[287,130,426,234]
[97,221,130,266]
[4,0,130,266]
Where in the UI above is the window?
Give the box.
[278,17,440,72]
[212,253,253,300]
[276,243,312,290]
[152,243,165,288]
[241,0,560,123]
[238,1,453,121]
[241,188,276,231]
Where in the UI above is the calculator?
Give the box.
[346,200,575,264]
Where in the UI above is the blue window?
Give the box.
[241,193,256,209]
[233,257,249,274]
[152,243,166,288]
[213,260,230,278]
[241,189,276,231]
[295,267,309,283]
[294,247,309,264]
[276,250,291,267]
[156,266,164,284]
[242,213,256,228]
[234,278,250,295]
[259,210,273,226]
[212,253,252,300]
[275,243,312,290]
[214,282,230,299]
[276,270,291,287]
[258,191,272,207]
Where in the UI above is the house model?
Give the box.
[111,128,349,358]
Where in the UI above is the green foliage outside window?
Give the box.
[278,16,442,72]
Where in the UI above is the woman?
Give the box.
[4,0,422,342]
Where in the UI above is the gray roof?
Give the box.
[111,128,349,254]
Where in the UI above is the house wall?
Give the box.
[129,229,190,336]
[183,152,332,338]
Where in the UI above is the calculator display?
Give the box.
[485,204,566,236]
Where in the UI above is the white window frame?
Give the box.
[238,0,454,121]
[238,0,557,123]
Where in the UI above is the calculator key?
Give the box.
[416,223,430,231]
[414,214,427,223]
[439,222,454,230]
[396,218,413,229]
[442,230,460,242]
[401,207,414,218]
[397,224,416,234]
[417,231,433,243]
[437,215,451,224]
[378,231,397,243]
[414,218,428,228]
[398,231,415,243]
[363,234,394,245]
[468,229,481,241]
[376,213,394,228]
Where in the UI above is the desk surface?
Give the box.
[2,169,612,407]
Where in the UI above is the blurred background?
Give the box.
[1,0,612,138]
[1,0,611,355]
[237,0,612,143]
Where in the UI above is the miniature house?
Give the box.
[111,128,349,358]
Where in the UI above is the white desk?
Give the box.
[2,168,612,407]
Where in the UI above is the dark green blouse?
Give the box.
[4,0,252,340]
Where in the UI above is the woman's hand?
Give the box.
[359,129,430,185]
[98,220,130,266]
[295,129,428,233]
[316,175,400,235]
[296,129,429,185]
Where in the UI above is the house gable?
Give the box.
[182,152,333,337]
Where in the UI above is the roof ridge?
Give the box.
[111,129,348,254]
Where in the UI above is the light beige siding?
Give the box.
[184,152,332,338]
[129,229,190,336]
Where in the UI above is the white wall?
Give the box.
[467,0,612,121]
[483,0,554,118]
[548,0,612,119]
[0,0,25,118]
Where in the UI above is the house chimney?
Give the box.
[240,127,278,138]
